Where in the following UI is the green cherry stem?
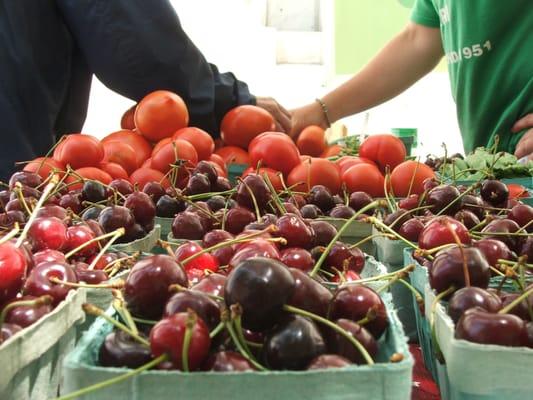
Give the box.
[209,321,224,339]
[365,216,418,251]
[181,310,196,372]
[87,228,126,270]
[499,286,533,315]
[0,295,53,328]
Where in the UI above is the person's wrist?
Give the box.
[315,98,332,128]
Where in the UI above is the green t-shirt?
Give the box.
[411,0,533,154]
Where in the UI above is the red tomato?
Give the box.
[242,167,283,191]
[358,134,406,172]
[248,133,300,176]
[296,125,326,157]
[209,154,227,172]
[23,157,65,180]
[152,137,173,156]
[172,127,215,161]
[342,164,385,197]
[215,146,250,165]
[507,183,529,199]
[336,156,378,175]
[287,158,341,194]
[390,161,436,197]
[102,130,152,168]
[53,134,104,169]
[65,167,113,190]
[120,104,137,130]
[102,141,137,175]
[320,145,343,158]
[129,168,171,190]
[99,162,129,180]
[151,139,198,174]
[134,90,189,142]
[209,162,227,178]
[220,105,274,149]
[248,131,292,150]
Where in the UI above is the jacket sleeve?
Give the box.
[56,0,254,136]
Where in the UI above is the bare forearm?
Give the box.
[323,23,443,122]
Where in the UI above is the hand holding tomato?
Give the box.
[255,97,291,134]
[290,101,328,140]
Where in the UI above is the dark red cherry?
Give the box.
[422,177,439,191]
[124,192,156,227]
[383,209,412,232]
[418,216,471,250]
[204,351,256,372]
[190,273,226,298]
[202,229,233,248]
[289,194,307,209]
[99,330,152,368]
[228,239,280,270]
[108,179,134,196]
[282,202,302,217]
[448,287,502,323]
[9,186,40,201]
[236,174,271,210]
[174,241,219,275]
[64,225,97,257]
[185,174,211,196]
[454,210,481,230]
[172,211,206,240]
[398,218,424,242]
[348,192,373,212]
[307,354,351,370]
[27,217,68,252]
[280,248,314,272]
[473,238,515,267]
[264,315,326,370]
[81,206,101,221]
[481,219,522,252]
[275,214,314,249]
[214,177,232,192]
[480,180,509,206]
[0,210,26,229]
[142,182,166,203]
[35,204,68,221]
[4,295,53,327]
[300,204,322,219]
[23,262,77,305]
[156,195,185,218]
[150,312,211,371]
[32,249,66,265]
[329,205,355,219]
[508,204,533,232]
[521,237,533,262]
[98,206,135,233]
[9,171,42,189]
[205,195,226,212]
[461,194,485,219]
[193,161,218,186]
[308,185,335,213]
[398,194,420,211]
[456,307,527,347]
[500,292,531,321]
[224,207,255,235]
[326,242,365,274]
[59,194,82,214]
[224,257,295,331]
[81,180,107,203]
[287,268,332,318]
[325,319,377,364]
[427,185,461,215]
[429,246,490,296]
[329,284,388,338]
[164,290,220,330]
[124,255,187,319]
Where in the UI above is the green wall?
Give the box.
[334,0,445,74]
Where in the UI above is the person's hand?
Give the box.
[289,101,328,140]
[512,113,533,161]
[255,97,291,134]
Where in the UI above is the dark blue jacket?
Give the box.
[0,0,254,179]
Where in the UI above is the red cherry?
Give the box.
[190,273,227,298]
[280,248,314,271]
[65,225,98,257]
[331,269,361,283]
[33,249,67,265]
[0,241,28,302]
[27,217,68,252]
[23,261,77,305]
[150,312,211,371]
[418,216,470,250]
[174,242,219,274]
[86,252,118,270]
[4,295,53,328]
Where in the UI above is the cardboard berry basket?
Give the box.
[154,216,173,239]
[429,283,533,400]
[228,163,248,184]
[0,288,86,400]
[109,224,161,254]
[373,228,418,341]
[318,217,375,256]
[61,291,413,400]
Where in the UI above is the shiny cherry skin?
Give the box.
[264,315,326,370]
[308,185,335,213]
[454,209,481,230]
[190,273,227,298]
[214,176,232,192]
[426,185,461,215]
[81,180,107,203]
[172,211,206,240]
[9,171,42,189]
[98,206,135,234]
[448,287,502,323]
[4,295,53,328]
[383,209,412,232]
[150,312,211,371]
[275,213,314,249]
[480,179,509,206]
[236,173,271,210]
[349,192,373,212]
[329,284,388,338]
[398,218,424,242]
[175,242,219,274]
[418,216,471,250]
[224,257,295,331]
[204,351,256,372]
[27,217,68,252]
[456,307,527,347]
[300,204,322,219]
[228,239,281,270]
[124,191,156,227]
[310,220,337,247]
[64,225,97,257]
[23,261,77,305]
[326,242,365,274]
[32,249,67,266]
[430,246,491,297]
[481,218,522,252]
[461,194,485,219]
[224,207,256,235]
[124,255,188,319]
[142,182,166,203]
[156,195,185,218]
[99,329,152,368]
[508,204,533,232]
[473,238,515,267]
[280,248,314,272]
[75,265,109,284]
[287,268,332,318]
[59,193,82,214]
[329,205,355,219]
[109,179,134,196]
[202,229,233,248]
[521,237,533,262]
[87,252,118,271]
[0,241,28,302]
[500,292,531,321]
[185,174,211,196]
[325,319,377,364]
[398,194,420,211]
[35,204,68,221]
[307,354,351,370]
[164,290,220,330]
[0,210,26,229]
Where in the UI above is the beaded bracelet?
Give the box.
[315,98,332,128]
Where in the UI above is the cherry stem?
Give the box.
[230,304,258,364]
[15,175,59,247]
[222,310,267,371]
[499,286,533,314]
[398,279,423,305]
[436,183,478,216]
[348,233,394,250]
[188,188,236,201]
[365,216,418,251]
[209,321,224,339]
[445,222,470,287]
[490,265,506,277]
[310,200,384,277]
[103,253,139,273]
[87,228,126,270]
[112,290,138,336]
[82,303,149,347]
[355,307,376,326]
[64,229,125,259]
[14,183,33,215]
[375,272,407,294]
[344,264,415,285]
[0,295,53,327]
[55,354,168,400]
[181,310,196,372]
[429,285,456,356]
[262,173,286,214]
[284,304,374,365]
[419,242,457,256]
[50,277,124,290]
[0,223,20,245]
[180,226,278,265]
[518,219,533,234]
[331,267,347,283]
[240,178,262,222]
[168,284,224,302]
[131,316,157,325]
